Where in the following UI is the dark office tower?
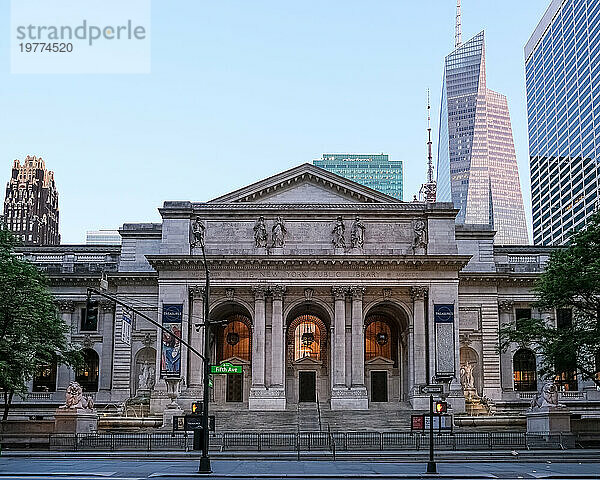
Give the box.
[525,0,600,245]
[3,155,60,245]
[436,4,529,244]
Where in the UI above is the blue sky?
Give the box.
[1,0,550,243]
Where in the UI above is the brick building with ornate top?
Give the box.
[3,155,60,245]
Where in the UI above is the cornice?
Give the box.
[146,254,472,272]
[459,272,539,285]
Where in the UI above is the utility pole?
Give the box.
[427,394,437,474]
[198,235,211,474]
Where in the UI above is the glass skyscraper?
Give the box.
[525,0,600,246]
[437,32,529,245]
[313,154,403,200]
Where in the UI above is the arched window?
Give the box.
[218,315,251,362]
[365,317,393,361]
[293,315,322,361]
[513,348,537,391]
[33,358,57,392]
[76,349,99,392]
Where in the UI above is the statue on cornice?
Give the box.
[350,216,365,248]
[332,216,346,248]
[191,217,205,249]
[253,216,268,248]
[412,219,427,252]
[272,216,287,248]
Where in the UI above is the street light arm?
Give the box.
[87,287,207,363]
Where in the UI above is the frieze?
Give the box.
[248,388,286,398]
[330,388,368,398]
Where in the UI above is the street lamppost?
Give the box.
[192,217,212,474]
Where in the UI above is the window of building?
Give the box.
[557,308,573,328]
[293,315,322,361]
[75,348,99,392]
[515,308,532,331]
[513,348,537,391]
[217,315,251,362]
[365,318,392,361]
[32,358,57,392]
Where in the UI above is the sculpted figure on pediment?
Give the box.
[332,216,346,248]
[272,216,287,248]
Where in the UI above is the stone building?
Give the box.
[3,155,60,245]
[6,164,599,425]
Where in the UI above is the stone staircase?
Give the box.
[297,403,321,432]
[208,403,419,433]
[321,403,418,432]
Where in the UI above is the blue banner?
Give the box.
[161,304,183,375]
[434,304,454,323]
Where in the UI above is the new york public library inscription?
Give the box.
[189,269,428,280]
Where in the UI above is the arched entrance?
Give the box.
[210,302,252,404]
[286,302,330,405]
[364,302,409,405]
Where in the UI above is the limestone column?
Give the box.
[56,300,75,392]
[251,286,267,388]
[99,301,115,395]
[332,286,347,388]
[350,286,365,387]
[270,285,286,388]
[498,300,514,392]
[188,286,205,391]
[410,286,428,388]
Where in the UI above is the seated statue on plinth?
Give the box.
[530,380,565,410]
[59,381,94,411]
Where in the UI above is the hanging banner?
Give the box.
[161,304,183,376]
[434,304,455,377]
[121,311,132,346]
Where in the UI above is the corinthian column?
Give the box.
[189,286,205,390]
[99,301,115,394]
[332,286,347,388]
[270,285,286,388]
[56,300,75,392]
[251,286,267,388]
[410,286,428,388]
[350,286,365,387]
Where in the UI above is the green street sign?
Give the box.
[210,362,242,374]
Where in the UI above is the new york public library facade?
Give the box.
[8,164,600,428]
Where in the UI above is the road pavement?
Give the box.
[1,456,600,480]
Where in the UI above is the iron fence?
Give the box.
[0,431,581,452]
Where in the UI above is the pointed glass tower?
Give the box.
[436,31,528,245]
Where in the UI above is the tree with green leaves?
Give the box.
[0,226,80,420]
[499,211,600,388]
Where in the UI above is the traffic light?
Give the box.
[435,401,448,414]
[191,401,200,415]
[84,297,99,331]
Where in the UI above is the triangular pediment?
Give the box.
[208,163,400,204]
[365,356,395,366]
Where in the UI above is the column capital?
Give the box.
[100,300,115,313]
[350,286,365,300]
[498,300,514,312]
[252,286,267,300]
[270,285,286,300]
[189,286,205,299]
[56,299,75,313]
[409,286,428,300]
[331,286,348,300]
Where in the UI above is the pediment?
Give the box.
[365,356,395,366]
[222,356,250,366]
[293,356,322,366]
[208,163,400,205]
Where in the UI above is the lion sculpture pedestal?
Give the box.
[525,381,571,435]
[54,382,98,434]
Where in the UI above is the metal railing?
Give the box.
[0,431,581,453]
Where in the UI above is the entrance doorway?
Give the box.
[371,371,388,402]
[298,371,316,403]
[226,373,243,402]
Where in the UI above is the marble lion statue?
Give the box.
[59,381,95,410]
[530,380,563,410]
[60,381,84,409]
